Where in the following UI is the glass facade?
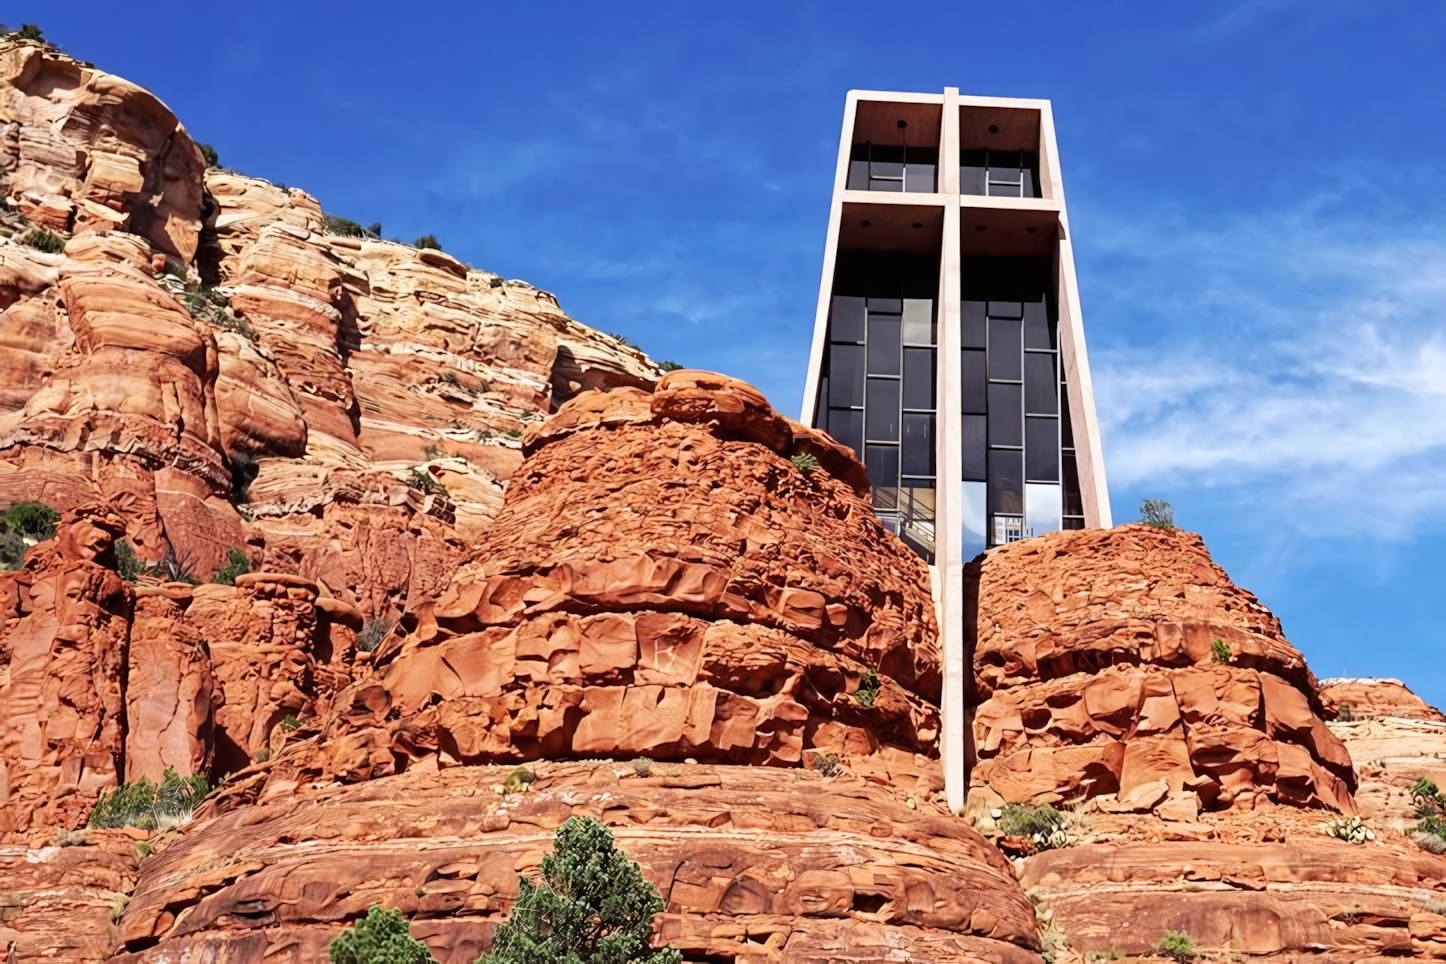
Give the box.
[848,143,938,193]
[816,251,938,559]
[962,256,1072,546]
[960,149,1041,198]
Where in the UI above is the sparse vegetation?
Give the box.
[501,766,536,795]
[632,757,652,777]
[505,429,523,440]
[19,227,66,254]
[253,747,272,763]
[1320,814,1375,844]
[110,893,130,920]
[0,500,58,569]
[328,905,435,964]
[853,668,881,707]
[414,234,441,250]
[996,802,1074,852]
[1337,703,1355,722]
[1408,779,1446,853]
[658,360,683,372]
[405,467,446,497]
[87,767,209,831]
[10,24,44,42]
[213,547,250,586]
[279,714,302,731]
[114,539,145,581]
[1210,638,1232,664]
[812,751,844,777]
[53,827,88,847]
[478,816,681,964]
[791,452,820,476]
[153,547,200,586]
[324,214,366,238]
[1139,498,1175,530]
[356,615,396,654]
[610,333,634,348]
[1085,951,1122,962]
[198,143,219,168]
[1156,930,1196,962]
[136,841,151,858]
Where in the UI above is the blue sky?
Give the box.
[28,2,1446,703]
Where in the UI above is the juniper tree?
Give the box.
[480,816,680,964]
[330,905,434,964]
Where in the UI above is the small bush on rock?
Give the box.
[19,228,65,254]
[1139,498,1175,530]
[329,905,435,964]
[198,143,219,168]
[88,767,209,831]
[324,214,366,238]
[1320,815,1374,844]
[414,234,441,250]
[1408,779,1446,852]
[356,615,396,654]
[405,468,446,496]
[479,815,681,964]
[114,540,145,581]
[853,668,881,707]
[1210,638,1232,664]
[996,802,1073,851]
[213,547,249,586]
[658,360,683,372]
[14,24,44,41]
[790,452,820,476]
[1156,931,1195,962]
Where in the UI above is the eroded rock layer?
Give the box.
[968,525,1355,815]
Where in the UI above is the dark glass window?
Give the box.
[988,449,1024,514]
[867,296,902,313]
[865,378,900,441]
[866,315,901,375]
[1062,451,1084,516]
[962,301,987,349]
[848,160,869,191]
[987,383,1022,446]
[961,149,1042,199]
[831,296,866,342]
[1026,417,1059,481]
[987,318,1022,380]
[866,444,899,491]
[828,408,862,456]
[1023,301,1053,349]
[962,349,987,414]
[904,163,936,193]
[1024,353,1058,414]
[902,348,935,410]
[902,413,935,477]
[870,177,903,193]
[1061,389,1075,448]
[869,144,904,179]
[828,344,864,407]
[962,414,987,481]
[988,300,1023,319]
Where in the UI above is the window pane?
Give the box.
[987,318,1022,380]
[870,145,903,177]
[865,378,900,441]
[1022,301,1053,349]
[990,150,1022,172]
[988,449,1024,515]
[988,383,1022,446]
[1024,353,1058,414]
[831,296,866,342]
[904,164,936,193]
[867,315,901,375]
[1026,417,1059,481]
[1023,152,1040,198]
[866,444,899,491]
[961,165,986,195]
[902,299,935,344]
[962,349,987,415]
[962,414,987,481]
[988,300,1023,319]
[828,344,864,407]
[847,159,869,191]
[1021,168,1036,198]
[1062,451,1084,516]
[906,146,939,166]
[867,297,902,313]
[902,413,935,477]
[869,177,903,192]
[988,181,1023,197]
[903,348,936,410]
[1026,482,1062,535]
[962,301,987,349]
[962,480,987,558]
[1061,390,1075,448]
[828,408,862,457]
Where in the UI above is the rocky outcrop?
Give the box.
[111,763,1040,964]
[968,525,1355,815]
[1321,677,1446,723]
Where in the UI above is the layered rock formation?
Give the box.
[0,37,660,622]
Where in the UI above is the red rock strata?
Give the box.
[968,525,1355,815]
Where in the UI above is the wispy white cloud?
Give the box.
[1087,194,1446,537]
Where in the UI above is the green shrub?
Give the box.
[88,767,209,830]
[610,333,634,348]
[405,467,446,496]
[212,547,249,586]
[14,24,43,41]
[480,816,681,964]
[502,766,536,795]
[324,214,366,238]
[1409,779,1446,853]
[152,548,200,586]
[279,714,301,731]
[198,143,219,168]
[114,540,145,581]
[790,452,820,475]
[997,802,1073,851]
[329,905,435,964]
[1139,498,1175,530]
[1319,815,1374,844]
[812,751,843,777]
[414,234,441,250]
[356,615,396,654]
[853,668,881,707]
[4,501,58,539]
[632,757,652,777]
[1156,930,1195,962]
[1210,638,1231,664]
[658,360,683,372]
[19,228,65,254]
